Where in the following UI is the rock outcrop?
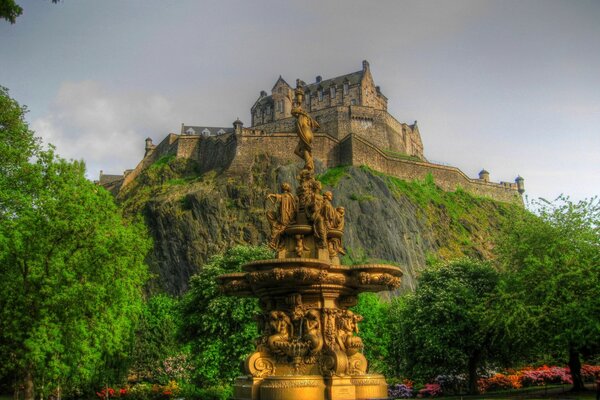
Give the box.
[118,155,521,295]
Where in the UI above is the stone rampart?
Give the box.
[121,133,179,189]
[343,134,522,204]
[118,131,521,205]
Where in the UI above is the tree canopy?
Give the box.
[0,86,151,399]
[492,196,600,390]
[178,245,273,386]
[390,258,502,394]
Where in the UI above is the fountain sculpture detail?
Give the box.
[218,79,403,400]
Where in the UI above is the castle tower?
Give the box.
[272,76,292,121]
[233,118,244,135]
[515,176,525,194]
[479,169,490,182]
[145,137,154,157]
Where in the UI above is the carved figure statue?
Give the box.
[266,183,297,249]
[322,191,338,229]
[303,309,323,355]
[307,180,327,248]
[296,169,313,210]
[329,206,346,256]
[336,310,364,356]
[267,311,292,355]
[291,80,320,172]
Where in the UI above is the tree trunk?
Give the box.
[24,370,34,400]
[568,345,585,392]
[467,351,481,395]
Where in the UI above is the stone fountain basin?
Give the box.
[217,258,402,297]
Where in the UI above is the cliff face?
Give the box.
[118,155,522,295]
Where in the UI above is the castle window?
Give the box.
[351,99,356,105]
[201,128,211,137]
[217,129,225,135]
[278,87,282,93]
[318,89,323,101]
[266,105,271,114]
[185,128,196,135]
[330,86,336,99]
[343,82,349,95]
[277,100,283,112]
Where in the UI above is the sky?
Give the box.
[1,0,599,204]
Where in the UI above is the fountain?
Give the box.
[218,79,403,400]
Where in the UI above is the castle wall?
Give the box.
[344,134,522,204]
[176,134,238,173]
[227,132,340,175]
[121,133,179,189]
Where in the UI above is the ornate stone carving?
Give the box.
[336,310,364,356]
[246,352,276,378]
[267,311,292,355]
[266,183,297,250]
[302,309,323,356]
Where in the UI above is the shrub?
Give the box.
[389,383,413,399]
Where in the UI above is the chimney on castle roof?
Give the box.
[260,90,267,97]
[316,76,322,83]
[362,60,370,72]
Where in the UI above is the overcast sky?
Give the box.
[1,0,599,203]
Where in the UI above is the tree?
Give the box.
[0,0,59,24]
[0,87,151,399]
[390,258,501,394]
[351,293,394,376]
[129,294,181,383]
[178,245,273,386]
[494,196,600,391]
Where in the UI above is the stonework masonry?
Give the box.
[101,61,524,205]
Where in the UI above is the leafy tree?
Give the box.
[178,245,273,386]
[0,87,151,399]
[493,196,600,391]
[351,293,394,376]
[129,294,181,383]
[390,258,501,394]
[0,0,59,24]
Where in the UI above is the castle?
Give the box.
[99,61,525,204]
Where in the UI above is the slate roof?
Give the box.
[252,69,365,109]
[305,70,363,93]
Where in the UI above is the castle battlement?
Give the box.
[100,61,525,204]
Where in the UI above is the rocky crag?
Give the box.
[118,155,522,295]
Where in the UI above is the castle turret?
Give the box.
[233,118,243,134]
[479,169,490,182]
[145,137,154,156]
[515,175,525,194]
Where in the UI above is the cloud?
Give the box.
[32,81,177,179]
